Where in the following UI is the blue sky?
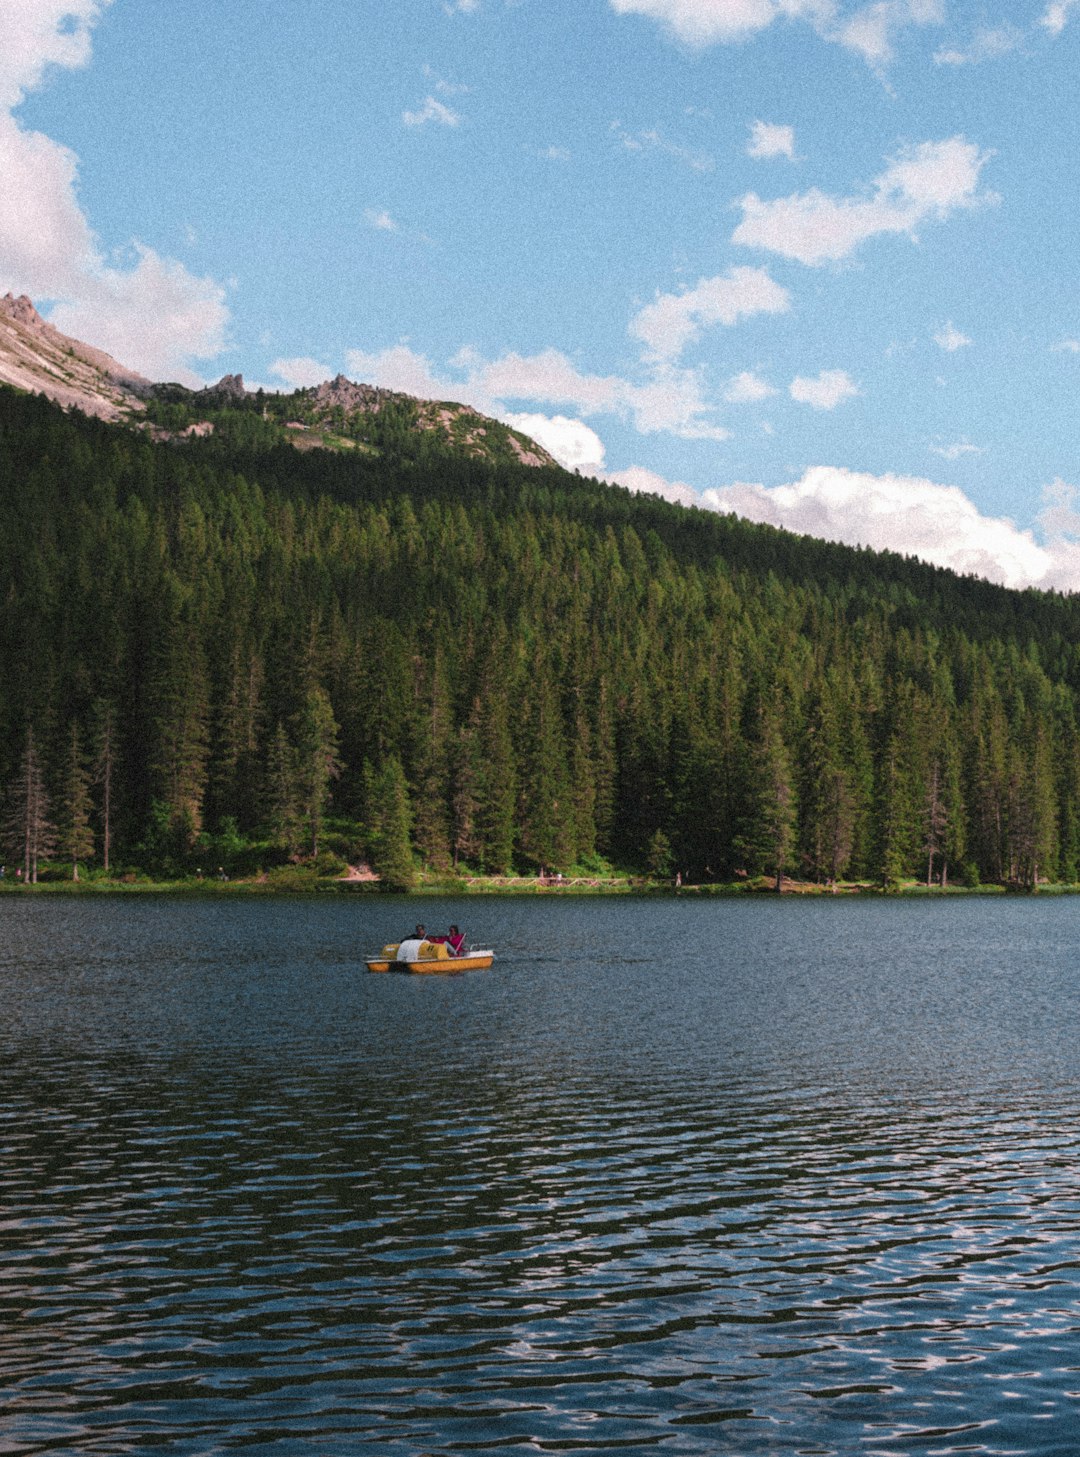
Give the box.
[3,0,1080,587]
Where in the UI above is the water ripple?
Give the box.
[4,895,1080,1453]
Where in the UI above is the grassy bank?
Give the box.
[0,869,1071,896]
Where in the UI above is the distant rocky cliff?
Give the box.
[0,292,149,421]
[0,292,555,467]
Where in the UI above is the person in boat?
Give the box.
[429,925,466,956]
[410,923,426,940]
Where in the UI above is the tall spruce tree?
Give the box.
[6,727,55,882]
[58,723,94,881]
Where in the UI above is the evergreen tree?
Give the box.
[58,723,94,880]
[295,686,342,857]
[364,755,416,890]
[89,697,118,875]
[6,727,55,882]
[263,720,303,853]
[735,697,795,891]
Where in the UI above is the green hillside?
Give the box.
[3,382,1079,889]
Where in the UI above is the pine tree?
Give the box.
[151,606,211,850]
[411,653,452,871]
[6,727,55,883]
[58,723,94,880]
[735,696,795,891]
[89,697,117,874]
[364,755,416,890]
[263,720,302,854]
[295,686,342,858]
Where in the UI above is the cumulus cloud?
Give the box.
[725,370,778,402]
[610,462,1080,591]
[269,356,332,389]
[0,0,227,381]
[343,341,729,441]
[700,466,1063,588]
[933,26,1021,64]
[403,95,460,127]
[364,208,399,232]
[1041,1,1080,35]
[789,369,858,408]
[836,0,943,66]
[607,0,835,46]
[345,344,455,400]
[608,0,940,63]
[934,321,972,351]
[747,121,796,160]
[476,347,730,439]
[629,266,790,362]
[503,412,607,471]
[605,464,701,508]
[733,136,993,266]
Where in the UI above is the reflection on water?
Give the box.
[2,894,1080,1454]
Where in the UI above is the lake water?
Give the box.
[3,893,1080,1455]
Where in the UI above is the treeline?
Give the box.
[3,382,1080,888]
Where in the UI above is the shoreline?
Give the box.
[0,873,1068,897]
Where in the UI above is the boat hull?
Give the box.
[366,952,494,975]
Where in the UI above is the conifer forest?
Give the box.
[3,382,1080,891]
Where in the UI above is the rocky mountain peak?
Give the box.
[212,373,247,398]
[1,292,45,328]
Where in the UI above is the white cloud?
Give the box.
[606,464,701,508]
[608,0,941,63]
[934,321,971,351]
[270,356,332,389]
[345,344,455,400]
[343,342,729,441]
[476,347,729,438]
[503,412,607,471]
[539,145,571,161]
[702,466,1060,588]
[747,121,796,160]
[403,95,460,127]
[598,462,1080,589]
[930,440,983,461]
[364,208,399,232]
[836,0,943,66]
[789,369,858,408]
[607,0,840,46]
[933,26,1020,64]
[629,266,790,362]
[1051,338,1080,354]
[0,0,104,110]
[48,246,226,383]
[733,136,993,266]
[725,370,778,402]
[1041,1,1079,35]
[610,120,713,172]
[0,0,227,381]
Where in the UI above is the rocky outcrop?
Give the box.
[0,291,149,421]
[0,293,558,467]
[210,373,247,398]
[2,293,44,328]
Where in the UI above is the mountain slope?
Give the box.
[0,293,149,421]
[2,380,1080,891]
[0,293,556,467]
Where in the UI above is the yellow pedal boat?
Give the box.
[366,939,495,974]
